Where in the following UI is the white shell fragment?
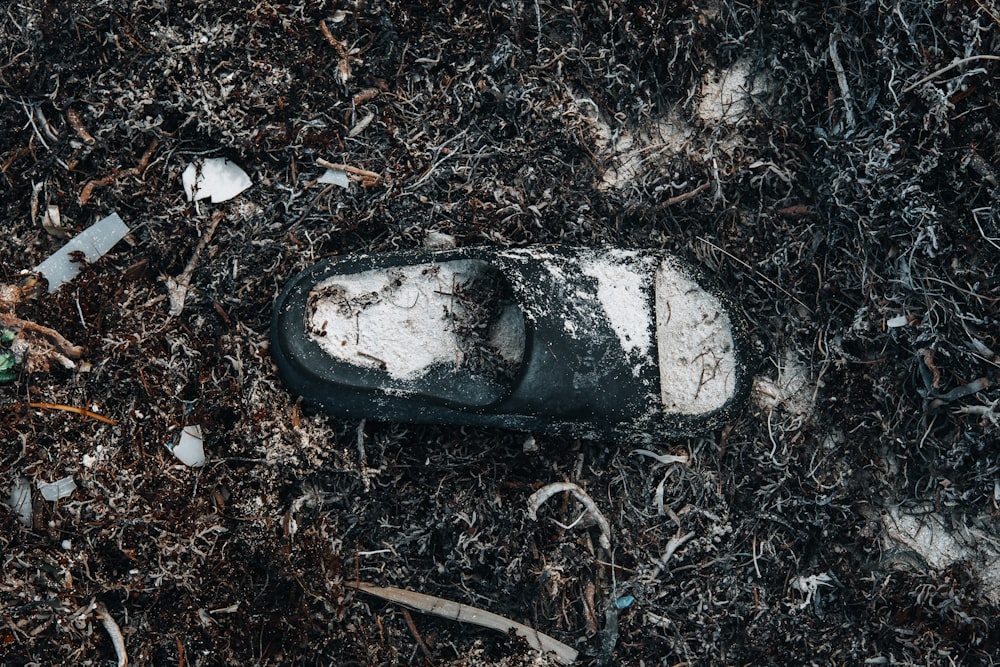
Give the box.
[33,212,130,292]
[317,167,350,188]
[41,204,67,238]
[182,158,252,203]
[167,425,206,467]
[37,476,77,502]
[8,478,32,526]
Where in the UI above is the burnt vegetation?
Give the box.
[2,0,999,664]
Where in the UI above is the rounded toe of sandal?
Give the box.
[271,245,750,442]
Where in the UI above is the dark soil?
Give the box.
[3,1,1000,665]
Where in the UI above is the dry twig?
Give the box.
[66,108,95,144]
[631,449,689,466]
[902,54,1000,93]
[25,402,117,424]
[528,481,612,550]
[401,609,435,664]
[167,211,224,316]
[662,181,710,208]
[347,582,578,664]
[0,312,84,359]
[320,20,352,83]
[79,139,158,204]
[95,602,128,667]
[649,531,695,579]
[828,34,856,129]
[316,158,383,186]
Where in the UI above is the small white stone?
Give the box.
[423,230,457,249]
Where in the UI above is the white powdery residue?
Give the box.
[308,261,483,380]
[655,260,736,414]
[697,59,769,127]
[598,113,693,191]
[489,305,526,363]
[565,91,694,192]
[884,506,1000,602]
[543,261,566,283]
[753,350,813,419]
[884,508,961,571]
[582,250,654,356]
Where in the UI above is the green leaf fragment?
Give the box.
[0,331,19,382]
[0,350,18,383]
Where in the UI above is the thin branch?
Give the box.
[631,448,689,466]
[316,158,383,185]
[662,181,710,208]
[828,34,856,129]
[95,603,128,667]
[401,609,435,664]
[902,54,1000,93]
[650,531,695,579]
[168,211,224,317]
[26,402,117,425]
[0,312,84,358]
[347,582,579,665]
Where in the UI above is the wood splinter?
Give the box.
[95,602,128,667]
[347,581,578,665]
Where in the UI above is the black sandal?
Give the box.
[271,245,750,442]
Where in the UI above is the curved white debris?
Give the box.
[182,158,251,203]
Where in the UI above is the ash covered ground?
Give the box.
[2,1,1000,664]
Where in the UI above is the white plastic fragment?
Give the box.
[182,158,252,203]
[8,478,32,526]
[167,424,206,467]
[886,314,909,328]
[317,167,350,188]
[33,212,130,292]
[37,476,77,502]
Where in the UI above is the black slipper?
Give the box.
[270,246,750,442]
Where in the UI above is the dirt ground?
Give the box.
[2,1,1000,664]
